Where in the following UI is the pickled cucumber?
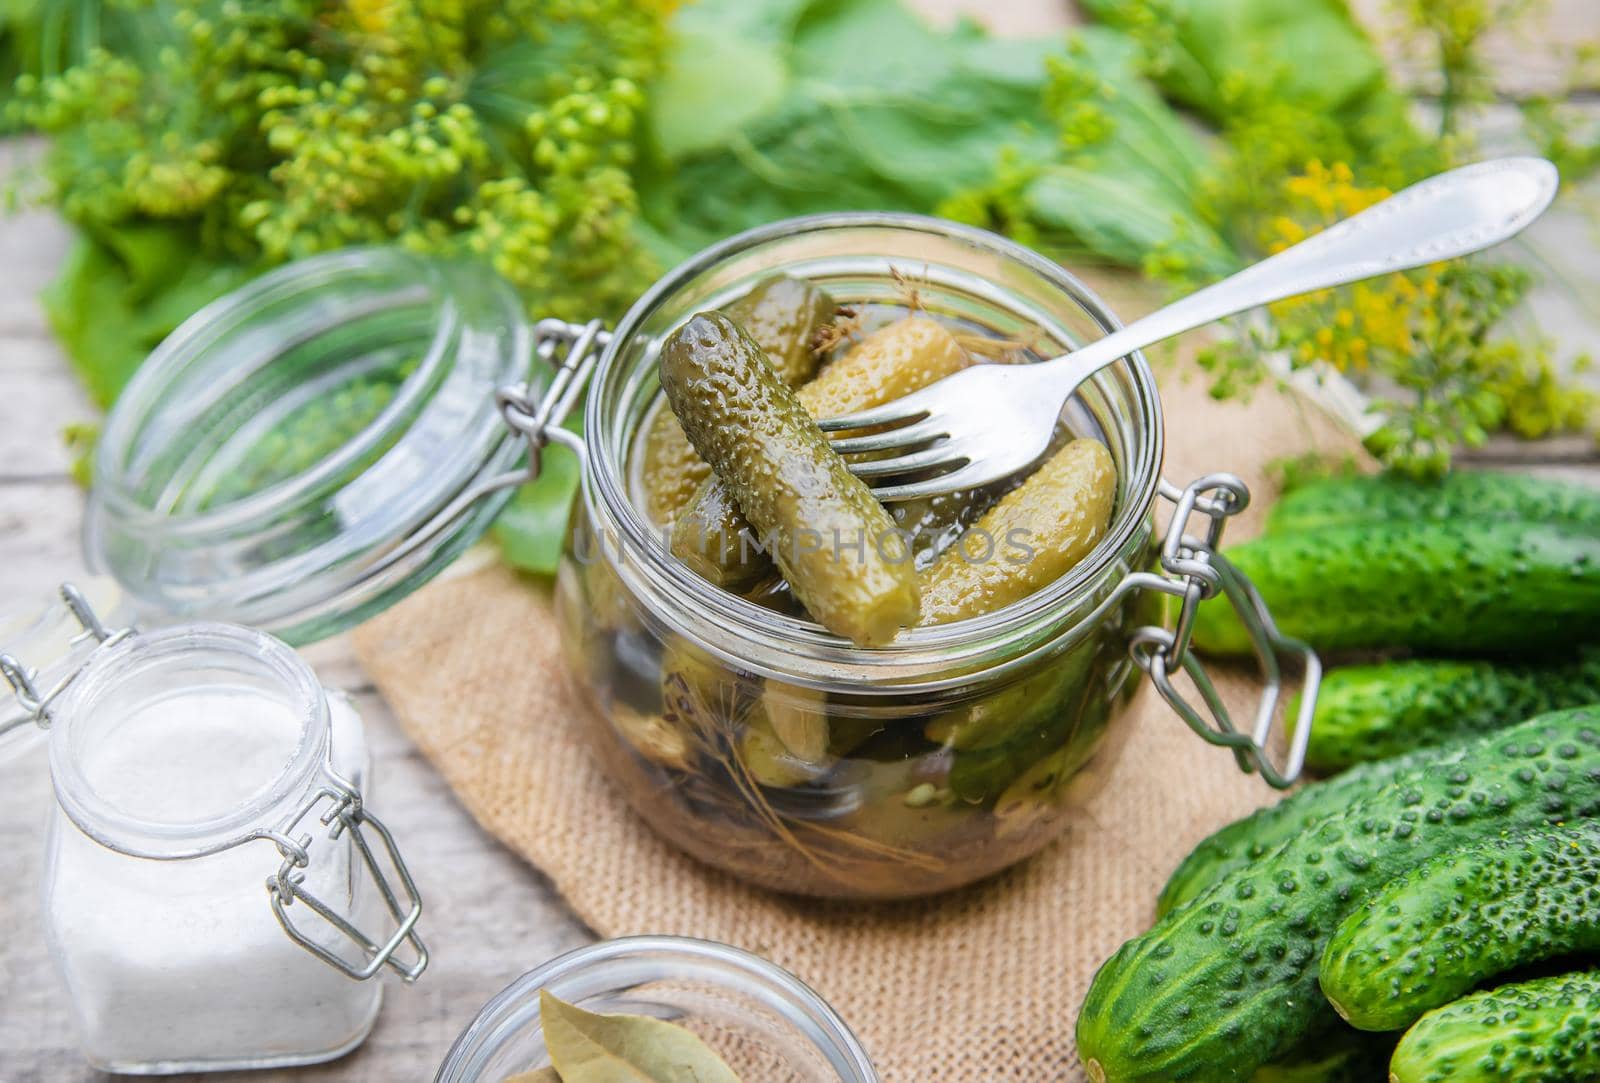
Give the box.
[739,710,831,788]
[671,315,973,591]
[761,681,830,763]
[609,702,693,771]
[659,313,921,646]
[926,646,1095,750]
[920,438,1116,624]
[640,275,834,527]
[796,314,973,420]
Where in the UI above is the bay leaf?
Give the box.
[540,989,742,1083]
[503,1070,563,1082]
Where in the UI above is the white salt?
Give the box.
[44,689,382,1072]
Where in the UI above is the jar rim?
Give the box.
[49,621,329,859]
[584,212,1163,678]
[434,935,878,1083]
[82,246,530,643]
[91,248,453,533]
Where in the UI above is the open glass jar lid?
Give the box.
[83,247,539,644]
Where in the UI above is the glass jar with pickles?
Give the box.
[16,216,1317,905]
[552,215,1316,898]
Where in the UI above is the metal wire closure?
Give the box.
[1,584,428,983]
[1125,476,1319,788]
[493,317,607,485]
[0,584,132,734]
[260,769,428,982]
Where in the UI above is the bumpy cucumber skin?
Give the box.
[1390,971,1600,1083]
[1192,521,1600,656]
[1249,1026,1396,1083]
[1319,820,1600,1031]
[1266,471,1600,536]
[795,314,973,420]
[674,315,972,586]
[1076,708,1600,1083]
[641,275,833,527]
[660,313,919,647]
[920,438,1117,625]
[1157,744,1457,917]
[669,479,764,590]
[1298,649,1600,771]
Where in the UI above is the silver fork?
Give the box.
[819,157,1560,500]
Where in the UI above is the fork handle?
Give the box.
[1042,157,1559,381]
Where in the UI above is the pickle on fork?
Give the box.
[672,314,972,590]
[920,438,1116,625]
[660,312,920,647]
[640,275,835,527]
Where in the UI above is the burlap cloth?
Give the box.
[352,302,1365,1080]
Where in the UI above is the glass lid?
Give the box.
[80,248,537,646]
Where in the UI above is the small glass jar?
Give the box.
[435,936,877,1083]
[6,592,425,1074]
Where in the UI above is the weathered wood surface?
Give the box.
[0,3,1596,1082]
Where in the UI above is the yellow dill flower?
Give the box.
[346,0,396,35]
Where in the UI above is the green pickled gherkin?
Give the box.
[795,314,973,419]
[659,313,921,646]
[739,710,831,788]
[925,646,1095,750]
[671,315,973,592]
[760,681,830,763]
[609,702,694,772]
[946,706,1077,805]
[669,475,758,590]
[920,438,1116,624]
[639,275,835,527]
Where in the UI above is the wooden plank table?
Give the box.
[1,3,1596,1080]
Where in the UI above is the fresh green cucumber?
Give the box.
[1297,649,1600,771]
[1249,1025,1395,1083]
[1075,707,1600,1083]
[1389,971,1600,1083]
[1319,819,1600,1031]
[660,313,919,646]
[1191,520,1600,656]
[1157,744,1458,917]
[1267,470,1600,536]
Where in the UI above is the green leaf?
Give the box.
[640,0,1222,273]
[41,222,254,407]
[1081,0,1387,120]
[503,1070,563,1083]
[490,418,584,577]
[1024,165,1231,272]
[642,0,1063,253]
[649,28,788,160]
[539,989,742,1083]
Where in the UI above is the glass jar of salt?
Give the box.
[3,587,425,1073]
[0,249,529,1072]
